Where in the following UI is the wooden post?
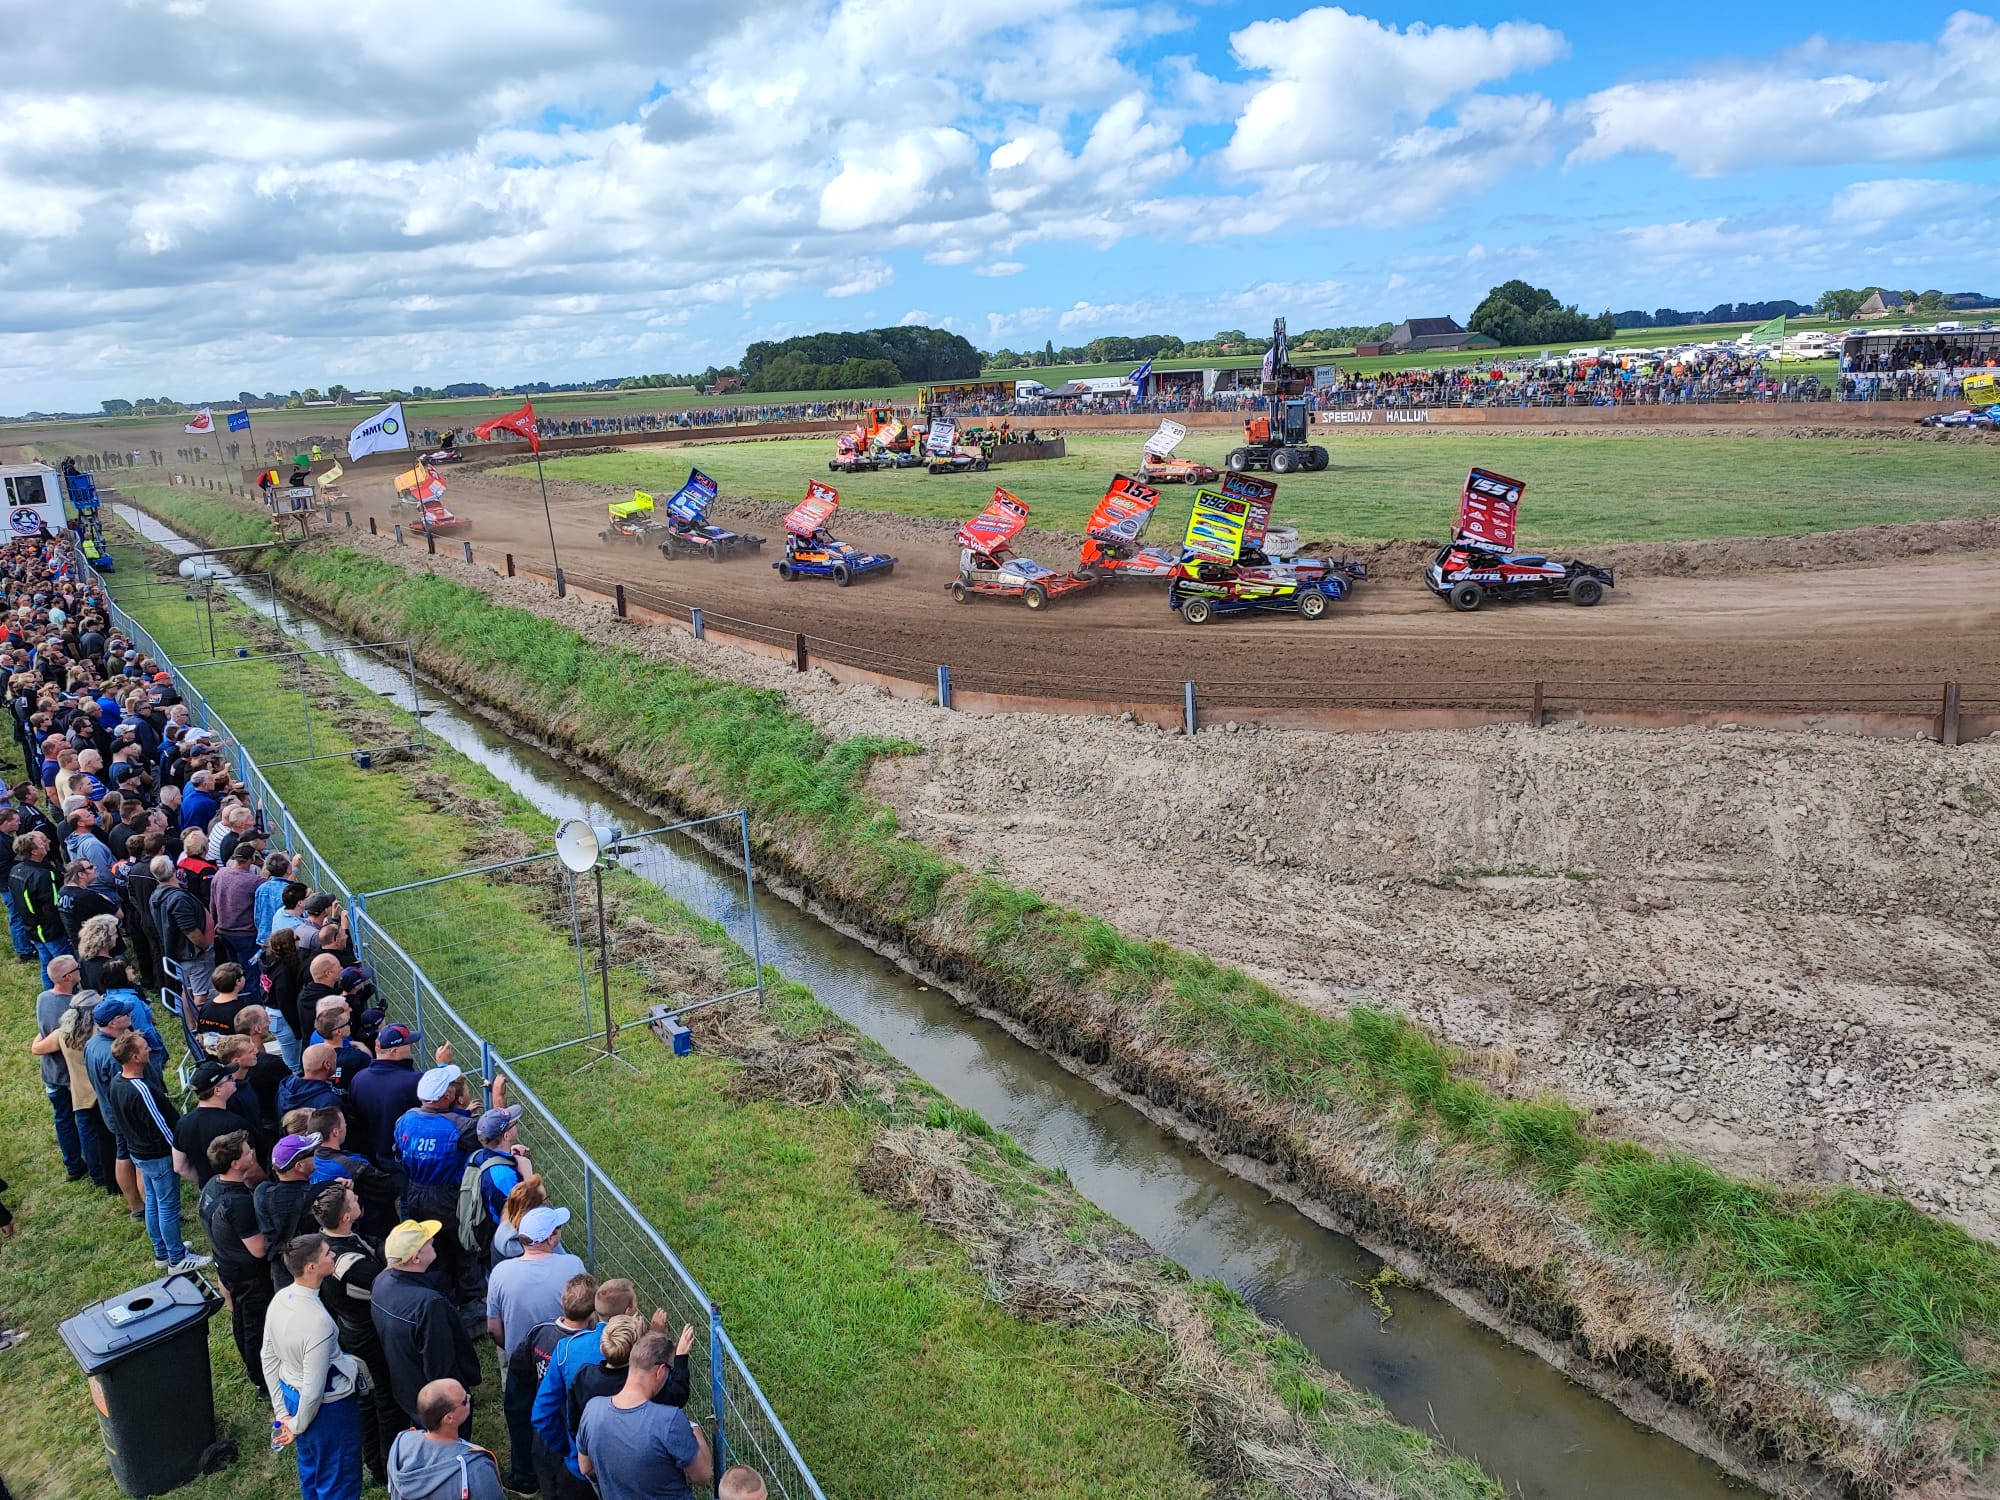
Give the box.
[426,530,436,556]
[368,515,377,536]
[505,553,516,577]
[393,525,403,546]
[344,511,353,528]
[462,541,474,565]
[794,633,808,673]
[1941,681,1961,746]
[1530,680,1544,727]
[615,584,627,619]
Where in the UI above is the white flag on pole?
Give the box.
[348,403,410,460]
[183,407,214,435]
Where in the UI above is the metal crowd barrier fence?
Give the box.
[88,560,826,1500]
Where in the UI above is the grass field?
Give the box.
[510,429,2000,546]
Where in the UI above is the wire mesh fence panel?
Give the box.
[357,860,600,1062]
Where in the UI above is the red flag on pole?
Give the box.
[472,400,540,452]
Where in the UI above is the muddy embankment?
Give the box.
[200,528,1975,1500]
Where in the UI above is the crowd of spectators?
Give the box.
[7,530,763,1500]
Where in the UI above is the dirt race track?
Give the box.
[335,464,2000,716]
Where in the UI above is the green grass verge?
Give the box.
[85,534,1505,1500]
[506,430,2000,546]
[239,539,2000,1467]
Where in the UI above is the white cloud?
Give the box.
[1570,12,2000,176]
[825,261,894,298]
[1831,177,1991,225]
[973,261,1025,277]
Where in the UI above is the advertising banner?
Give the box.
[954,487,1029,552]
[783,480,842,536]
[1456,467,1523,549]
[1084,475,1161,545]
[1143,419,1187,458]
[1183,490,1250,564]
[664,467,719,524]
[1218,471,1277,545]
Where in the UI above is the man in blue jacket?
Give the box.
[394,1064,500,1305]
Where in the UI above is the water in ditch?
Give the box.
[117,506,1751,1498]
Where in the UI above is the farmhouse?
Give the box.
[1358,317,1499,356]
[1856,290,1907,319]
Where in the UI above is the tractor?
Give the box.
[1224,317,1328,475]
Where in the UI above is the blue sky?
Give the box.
[2,1,1996,410]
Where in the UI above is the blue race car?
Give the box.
[774,528,896,585]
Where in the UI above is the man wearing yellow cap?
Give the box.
[369,1218,483,1432]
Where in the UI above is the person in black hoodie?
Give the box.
[0,807,30,963]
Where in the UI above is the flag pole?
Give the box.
[535,444,561,577]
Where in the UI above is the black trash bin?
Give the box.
[59,1272,224,1496]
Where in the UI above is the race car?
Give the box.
[772,481,896,585]
[652,468,765,560]
[1075,474,1178,581]
[410,498,470,535]
[948,488,1093,610]
[1135,419,1219,485]
[921,417,991,474]
[1916,409,1999,430]
[829,409,923,472]
[1165,482,1348,623]
[1166,559,1347,624]
[1426,541,1610,609]
[599,493,668,546]
[1425,466,1610,610]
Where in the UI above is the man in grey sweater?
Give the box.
[387,1378,505,1500]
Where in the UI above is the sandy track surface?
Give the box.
[309,524,2000,1241]
[337,465,2000,712]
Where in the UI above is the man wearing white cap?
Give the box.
[394,1063,503,1306]
[486,1204,587,1493]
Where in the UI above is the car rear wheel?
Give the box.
[1297,590,1328,620]
[1225,449,1250,472]
[831,562,852,586]
[1569,576,1604,607]
[1180,597,1212,625]
[1307,446,1329,471]
[658,537,676,560]
[1449,581,1483,612]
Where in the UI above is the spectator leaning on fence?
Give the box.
[533,1277,653,1491]
[575,1331,713,1500]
